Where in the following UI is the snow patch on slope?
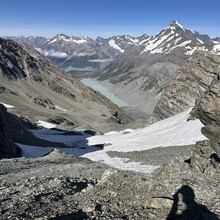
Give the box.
[86,109,206,152]
[55,105,66,112]
[37,120,57,129]
[212,43,220,55]
[20,109,207,174]
[108,39,125,53]
[0,102,14,108]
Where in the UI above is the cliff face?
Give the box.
[152,51,220,121]
[0,104,17,158]
[191,74,220,157]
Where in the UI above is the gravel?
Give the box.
[107,145,193,166]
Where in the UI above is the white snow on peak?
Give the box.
[64,38,88,44]
[185,47,198,55]
[212,43,220,55]
[197,38,204,44]
[0,102,14,108]
[108,39,125,53]
[213,41,220,44]
[49,36,88,45]
[48,38,57,44]
[141,31,177,54]
[141,33,171,54]
[127,36,139,44]
[173,21,184,29]
[185,46,208,56]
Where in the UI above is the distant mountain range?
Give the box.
[4,21,220,117]
[6,33,149,72]
[5,21,220,74]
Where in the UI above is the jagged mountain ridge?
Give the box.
[7,21,220,73]
[7,34,150,72]
[5,21,220,116]
[91,21,220,114]
[141,21,214,55]
[0,38,132,132]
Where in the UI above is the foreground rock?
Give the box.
[191,72,220,157]
[0,148,219,219]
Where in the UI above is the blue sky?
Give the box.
[0,0,220,38]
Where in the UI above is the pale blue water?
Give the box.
[81,78,129,107]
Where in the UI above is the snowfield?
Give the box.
[18,109,207,173]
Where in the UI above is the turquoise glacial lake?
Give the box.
[81,78,128,107]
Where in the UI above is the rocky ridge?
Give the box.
[152,51,220,121]
[7,34,150,72]
[0,38,133,132]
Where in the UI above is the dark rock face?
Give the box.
[152,51,220,121]
[0,104,17,158]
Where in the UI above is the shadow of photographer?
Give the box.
[166,185,219,220]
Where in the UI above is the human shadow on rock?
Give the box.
[166,185,219,220]
[49,209,89,220]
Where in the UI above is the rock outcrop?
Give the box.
[190,64,220,157]
[0,104,17,158]
[152,51,220,121]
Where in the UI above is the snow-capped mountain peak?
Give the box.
[141,21,212,55]
[167,20,185,30]
[48,34,90,45]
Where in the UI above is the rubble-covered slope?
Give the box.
[0,38,132,132]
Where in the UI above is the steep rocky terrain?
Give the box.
[90,21,220,115]
[0,104,18,158]
[152,51,220,121]
[0,38,132,132]
[0,143,219,219]
[191,64,220,157]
